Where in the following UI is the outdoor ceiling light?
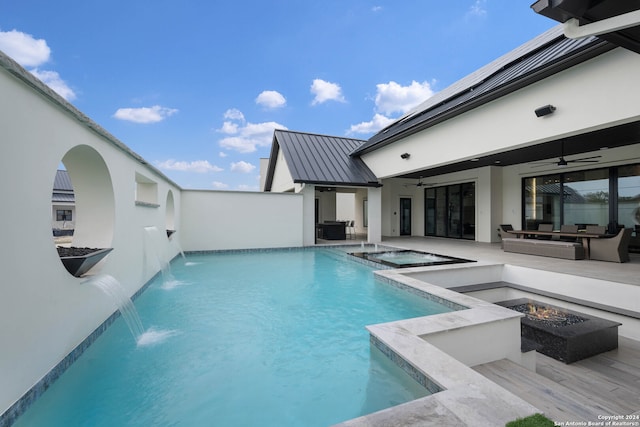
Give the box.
[535,104,556,117]
[400,152,411,159]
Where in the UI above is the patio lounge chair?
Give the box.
[497,224,513,248]
[589,228,632,263]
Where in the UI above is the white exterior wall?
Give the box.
[0,63,184,414]
[269,149,295,192]
[180,190,303,251]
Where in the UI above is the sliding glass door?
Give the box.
[425,182,475,240]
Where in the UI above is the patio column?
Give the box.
[367,186,382,243]
[301,183,316,246]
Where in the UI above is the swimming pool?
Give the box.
[13,248,454,427]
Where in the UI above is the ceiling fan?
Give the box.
[531,140,601,168]
[403,177,434,187]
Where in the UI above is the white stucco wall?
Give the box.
[0,61,184,414]
[269,148,295,192]
[180,190,303,251]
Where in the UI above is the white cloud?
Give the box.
[347,113,394,135]
[311,79,346,105]
[156,159,223,173]
[0,29,77,101]
[211,181,229,189]
[219,121,239,134]
[374,80,435,115]
[467,0,488,18]
[256,90,286,109]
[236,184,258,191]
[230,161,256,173]
[372,6,383,12]
[218,109,286,153]
[218,151,227,158]
[113,105,178,124]
[30,69,76,101]
[223,108,245,121]
[0,29,50,67]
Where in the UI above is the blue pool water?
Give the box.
[14,249,453,427]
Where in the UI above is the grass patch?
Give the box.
[506,413,555,427]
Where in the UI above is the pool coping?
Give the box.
[334,261,541,427]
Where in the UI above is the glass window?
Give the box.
[435,187,447,236]
[56,209,72,221]
[461,182,475,239]
[524,175,561,230]
[447,185,461,237]
[425,188,436,235]
[618,164,640,229]
[564,169,609,228]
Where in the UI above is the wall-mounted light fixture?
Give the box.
[400,152,411,159]
[535,104,556,117]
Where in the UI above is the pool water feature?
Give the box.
[350,249,475,268]
[12,249,455,427]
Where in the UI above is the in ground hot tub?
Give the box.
[350,250,475,268]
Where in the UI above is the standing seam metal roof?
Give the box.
[352,25,611,155]
[273,130,380,187]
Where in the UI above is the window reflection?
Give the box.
[564,169,609,228]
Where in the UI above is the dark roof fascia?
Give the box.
[292,178,382,188]
[351,37,613,156]
[263,134,280,192]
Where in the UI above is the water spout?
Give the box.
[144,226,172,279]
[85,274,144,340]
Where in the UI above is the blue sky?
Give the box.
[1,1,555,190]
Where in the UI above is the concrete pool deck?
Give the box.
[325,236,640,426]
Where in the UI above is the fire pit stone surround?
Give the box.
[497,298,621,363]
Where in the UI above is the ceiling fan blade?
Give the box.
[567,155,602,162]
[530,161,558,167]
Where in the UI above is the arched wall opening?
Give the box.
[165,190,175,238]
[57,145,115,259]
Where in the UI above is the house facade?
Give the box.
[263,8,640,246]
[52,169,75,233]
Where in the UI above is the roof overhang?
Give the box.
[532,0,640,53]
[397,120,640,180]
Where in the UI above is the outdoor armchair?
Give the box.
[589,228,632,263]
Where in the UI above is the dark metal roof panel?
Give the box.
[53,170,73,191]
[275,130,380,187]
[52,192,75,203]
[353,25,609,155]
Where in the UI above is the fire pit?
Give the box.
[497,298,621,363]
